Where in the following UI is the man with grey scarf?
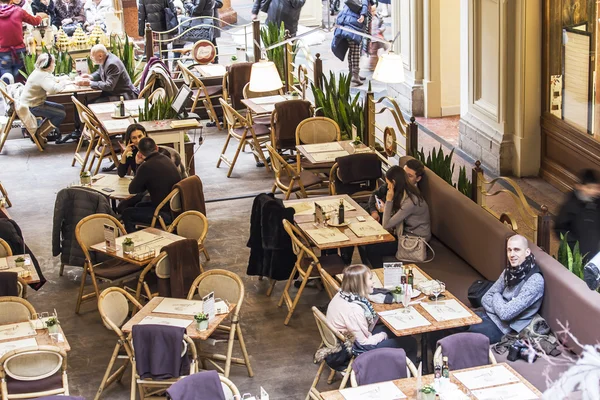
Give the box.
[470,235,545,344]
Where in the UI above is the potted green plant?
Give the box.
[14,256,25,268]
[45,317,60,334]
[419,384,436,400]
[194,312,209,331]
[80,171,91,185]
[231,55,238,63]
[392,286,403,303]
[122,237,135,254]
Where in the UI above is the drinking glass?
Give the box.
[432,280,445,303]
[401,284,411,313]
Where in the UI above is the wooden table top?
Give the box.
[0,322,71,353]
[371,266,482,337]
[296,140,373,167]
[89,98,147,119]
[241,94,290,115]
[57,82,101,94]
[90,228,185,267]
[284,195,395,250]
[122,297,235,341]
[320,363,542,399]
[193,64,226,77]
[0,254,39,284]
[84,174,134,201]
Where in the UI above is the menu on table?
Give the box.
[0,254,31,270]
[315,198,356,212]
[383,262,404,288]
[378,308,431,331]
[251,95,286,104]
[138,315,192,329]
[0,337,37,357]
[89,102,116,113]
[304,228,350,245]
[0,322,36,341]
[284,201,314,215]
[152,298,204,316]
[339,381,406,400]
[311,150,350,163]
[349,220,389,238]
[262,104,276,112]
[301,142,343,153]
[471,383,539,400]
[420,299,472,322]
[453,365,520,390]
[102,119,132,131]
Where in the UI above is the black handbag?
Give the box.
[467,279,494,308]
[345,0,362,14]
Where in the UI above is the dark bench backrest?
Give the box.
[531,243,600,353]
[399,156,513,281]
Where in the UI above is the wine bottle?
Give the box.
[119,96,125,117]
[338,199,344,224]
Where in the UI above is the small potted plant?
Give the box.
[80,171,91,185]
[14,256,25,268]
[122,237,135,254]
[420,384,436,400]
[194,312,209,331]
[231,55,238,63]
[45,317,60,334]
[392,286,403,303]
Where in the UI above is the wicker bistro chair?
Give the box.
[148,188,182,230]
[349,348,418,387]
[0,297,36,324]
[74,214,144,314]
[0,83,47,153]
[186,269,253,378]
[307,306,354,399]
[242,82,284,126]
[329,153,382,201]
[166,371,242,400]
[265,144,324,200]
[88,114,121,176]
[0,345,70,399]
[71,95,101,174]
[0,237,12,257]
[177,61,223,129]
[0,181,11,208]
[222,62,252,111]
[296,117,342,172]
[168,211,210,262]
[270,99,313,154]
[217,98,271,178]
[280,220,345,325]
[95,287,142,400]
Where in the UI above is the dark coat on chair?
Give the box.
[331,0,368,61]
[247,193,296,281]
[52,187,114,268]
[0,218,46,290]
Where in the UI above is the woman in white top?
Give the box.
[82,0,112,31]
[326,264,417,357]
[20,53,67,138]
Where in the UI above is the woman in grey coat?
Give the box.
[251,0,306,36]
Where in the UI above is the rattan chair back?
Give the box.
[187,269,243,313]
[168,211,208,244]
[242,82,283,99]
[312,306,345,349]
[296,117,341,145]
[98,287,142,333]
[0,237,12,257]
[76,214,126,263]
[3,346,64,381]
[0,297,36,324]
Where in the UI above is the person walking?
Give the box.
[331,0,369,86]
[251,0,306,36]
[138,0,177,57]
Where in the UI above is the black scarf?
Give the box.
[505,253,540,288]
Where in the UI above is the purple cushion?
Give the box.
[6,371,63,395]
[166,370,226,400]
[437,332,490,370]
[352,348,408,385]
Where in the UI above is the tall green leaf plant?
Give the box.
[137,96,178,121]
[557,232,586,281]
[415,146,455,186]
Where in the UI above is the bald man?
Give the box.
[76,44,138,102]
[468,235,545,343]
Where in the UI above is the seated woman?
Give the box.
[54,0,85,35]
[327,264,417,358]
[361,165,431,269]
[83,0,113,31]
[118,123,146,178]
[19,53,67,142]
[31,0,56,25]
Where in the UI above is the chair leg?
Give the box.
[266,279,276,297]
[236,324,254,377]
[305,360,326,400]
[280,266,311,325]
[226,137,246,178]
[59,264,65,277]
[75,265,89,314]
[326,368,336,384]
[94,343,121,400]
[223,321,236,378]
[201,246,210,262]
[338,359,353,389]
[216,132,232,168]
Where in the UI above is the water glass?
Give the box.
[432,280,445,303]
[401,284,412,313]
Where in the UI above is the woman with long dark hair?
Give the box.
[361,165,431,268]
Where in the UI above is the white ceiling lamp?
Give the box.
[373,51,405,84]
[249,59,283,92]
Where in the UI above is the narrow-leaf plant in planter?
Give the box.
[14,256,25,268]
[45,317,60,334]
[392,286,403,303]
[419,384,436,400]
[122,238,135,254]
[194,312,209,331]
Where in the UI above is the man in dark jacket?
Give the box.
[251,0,305,36]
[122,137,182,232]
[555,169,600,262]
[138,0,176,35]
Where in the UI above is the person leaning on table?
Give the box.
[327,264,417,358]
[75,44,138,102]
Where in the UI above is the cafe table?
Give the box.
[283,194,395,251]
[296,140,374,170]
[241,94,290,115]
[193,64,227,78]
[90,228,185,268]
[0,254,40,285]
[0,320,71,357]
[87,174,134,201]
[320,362,542,400]
[122,296,236,341]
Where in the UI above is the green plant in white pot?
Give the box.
[419,384,436,400]
[392,286,403,303]
[14,256,25,268]
[45,317,60,334]
[80,171,91,185]
[122,237,135,254]
[194,312,209,331]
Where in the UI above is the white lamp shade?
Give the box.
[249,60,283,92]
[373,52,405,84]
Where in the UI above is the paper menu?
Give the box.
[471,383,539,400]
[378,308,431,331]
[311,150,350,163]
[383,262,404,288]
[0,322,36,340]
[348,221,389,238]
[315,199,356,212]
[0,338,38,357]
[104,224,117,251]
[284,201,314,216]
[138,316,192,329]
[102,119,131,131]
[301,142,343,153]
[261,104,276,112]
[453,365,520,390]
[203,292,215,321]
[340,381,406,400]
[304,228,350,245]
[251,95,286,104]
[152,298,204,316]
[420,299,472,322]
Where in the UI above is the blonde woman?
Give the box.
[326,264,417,356]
